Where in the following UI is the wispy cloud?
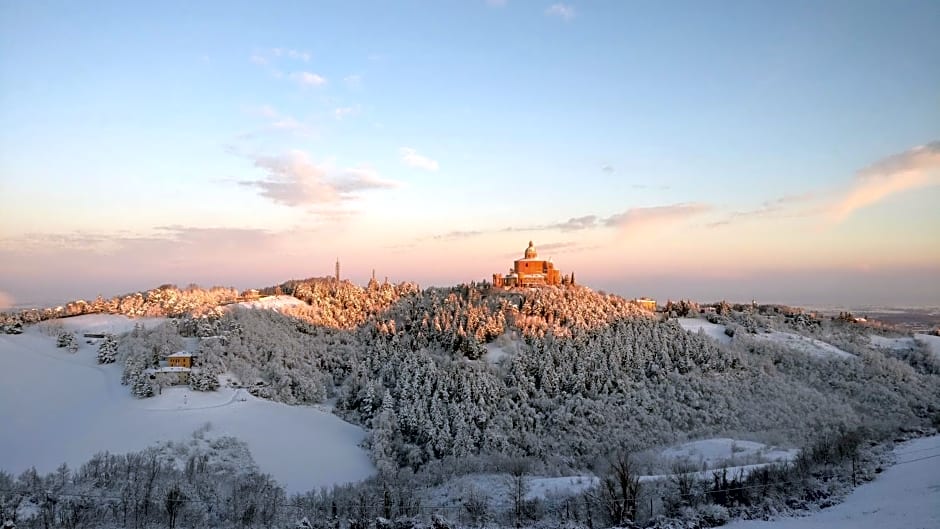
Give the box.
[292,71,327,87]
[239,105,315,139]
[273,48,311,61]
[604,203,711,232]
[240,150,397,207]
[601,164,614,174]
[830,141,940,222]
[343,74,363,89]
[250,48,311,65]
[423,203,710,241]
[545,3,575,20]
[334,106,358,120]
[400,148,439,171]
[433,230,484,241]
[708,193,815,228]
[551,215,599,231]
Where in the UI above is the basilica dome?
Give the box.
[524,241,537,259]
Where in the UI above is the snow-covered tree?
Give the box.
[97,335,118,364]
[56,331,78,352]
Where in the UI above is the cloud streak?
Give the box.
[241,150,397,207]
[830,141,940,222]
[604,203,711,231]
[292,71,327,87]
[424,202,710,241]
[400,148,439,171]
[545,3,575,20]
[708,193,815,228]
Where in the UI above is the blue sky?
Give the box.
[1,1,939,307]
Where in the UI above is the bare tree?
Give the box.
[601,452,641,526]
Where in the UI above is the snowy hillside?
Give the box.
[870,334,917,351]
[725,434,940,529]
[0,315,374,493]
[915,333,940,360]
[677,318,732,345]
[750,330,854,359]
[236,294,308,311]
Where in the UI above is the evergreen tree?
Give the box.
[97,335,118,364]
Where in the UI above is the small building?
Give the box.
[145,366,191,386]
[493,241,565,288]
[634,297,657,312]
[167,351,193,368]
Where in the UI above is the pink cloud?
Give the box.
[831,141,940,222]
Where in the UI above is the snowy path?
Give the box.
[725,435,940,529]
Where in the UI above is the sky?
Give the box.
[1,0,939,308]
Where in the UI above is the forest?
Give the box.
[2,279,939,528]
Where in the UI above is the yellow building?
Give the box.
[493,241,565,287]
[167,351,193,368]
[634,297,657,312]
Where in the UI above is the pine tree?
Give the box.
[97,335,118,364]
[56,331,78,352]
[133,374,154,398]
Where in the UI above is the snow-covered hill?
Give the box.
[725,435,940,529]
[915,333,940,360]
[750,331,854,359]
[677,318,732,345]
[236,294,308,311]
[0,315,374,493]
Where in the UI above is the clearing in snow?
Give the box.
[750,330,854,359]
[677,318,732,345]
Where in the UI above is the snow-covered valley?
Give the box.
[0,314,374,493]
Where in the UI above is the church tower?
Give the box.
[335,258,341,282]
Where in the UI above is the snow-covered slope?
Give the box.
[237,295,307,311]
[914,333,940,360]
[0,315,374,493]
[677,318,732,345]
[42,313,166,334]
[725,435,940,529]
[870,334,917,351]
[751,331,854,359]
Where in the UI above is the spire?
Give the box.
[335,258,340,282]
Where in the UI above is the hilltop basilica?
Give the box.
[492,241,573,288]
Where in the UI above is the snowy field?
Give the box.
[677,318,732,345]
[0,314,374,493]
[750,331,854,359]
[725,434,940,529]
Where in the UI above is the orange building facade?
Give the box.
[493,241,565,288]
